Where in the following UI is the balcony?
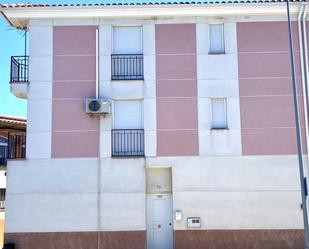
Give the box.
[0,189,5,212]
[0,134,26,167]
[111,129,144,157]
[111,54,143,80]
[10,56,29,99]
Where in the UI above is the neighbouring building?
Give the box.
[0,116,26,247]
[0,2,308,249]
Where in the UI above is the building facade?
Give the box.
[1,2,308,249]
[0,116,26,247]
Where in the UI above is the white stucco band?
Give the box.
[99,23,156,157]
[27,21,53,159]
[5,157,146,233]
[196,21,241,156]
[147,155,303,230]
[5,155,304,233]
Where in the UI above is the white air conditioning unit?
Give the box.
[86,98,111,115]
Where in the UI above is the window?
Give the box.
[209,24,225,54]
[211,98,227,129]
[112,100,144,157]
[0,188,5,211]
[112,27,143,80]
[113,26,142,54]
[113,100,143,129]
[0,137,8,165]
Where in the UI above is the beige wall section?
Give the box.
[4,158,145,233]
[0,214,3,247]
[5,155,303,232]
[146,168,172,193]
[99,158,145,231]
[146,155,303,229]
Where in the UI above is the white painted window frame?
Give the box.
[208,23,225,55]
[211,97,228,129]
[111,25,143,54]
[112,98,144,129]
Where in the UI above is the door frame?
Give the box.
[146,193,174,249]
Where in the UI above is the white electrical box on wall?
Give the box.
[175,210,182,221]
[187,217,201,228]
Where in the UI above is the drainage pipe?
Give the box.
[96,27,102,249]
[298,5,309,169]
[302,5,309,171]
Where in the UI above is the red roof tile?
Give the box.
[0,116,26,126]
[0,0,306,8]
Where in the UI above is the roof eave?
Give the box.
[0,2,303,28]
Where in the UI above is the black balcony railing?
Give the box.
[0,158,7,167]
[8,134,26,159]
[112,129,144,157]
[10,56,29,83]
[0,134,26,167]
[111,54,143,80]
[0,189,5,212]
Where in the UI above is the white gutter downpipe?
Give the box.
[298,5,309,168]
[298,5,309,169]
[95,27,102,249]
[96,29,99,99]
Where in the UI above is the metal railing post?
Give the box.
[111,54,144,80]
[111,129,144,157]
[10,56,29,83]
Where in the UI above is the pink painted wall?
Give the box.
[52,26,99,158]
[237,21,306,155]
[156,24,198,156]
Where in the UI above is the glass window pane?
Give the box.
[212,98,227,129]
[113,100,143,129]
[113,26,142,54]
[209,24,225,54]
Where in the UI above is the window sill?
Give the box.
[111,79,144,83]
[208,52,226,55]
[211,127,229,130]
[112,155,145,158]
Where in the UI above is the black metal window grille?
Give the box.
[0,134,26,166]
[8,134,26,159]
[111,54,143,80]
[10,56,29,83]
[0,189,5,211]
[112,129,144,157]
[0,137,8,166]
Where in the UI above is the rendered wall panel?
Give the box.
[238,52,301,78]
[237,22,299,53]
[157,130,199,156]
[237,21,304,155]
[53,81,96,99]
[156,55,196,80]
[52,100,99,131]
[157,98,198,129]
[155,24,196,54]
[52,131,99,158]
[53,25,97,55]
[53,56,96,81]
[156,24,198,156]
[52,26,99,158]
